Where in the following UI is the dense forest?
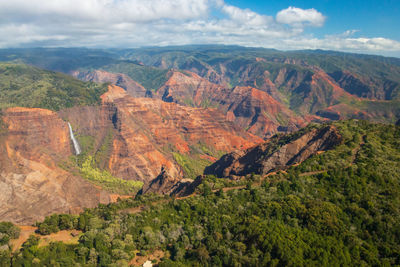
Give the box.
[1,120,400,266]
[0,63,107,111]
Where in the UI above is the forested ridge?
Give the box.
[1,120,400,266]
[0,63,107,111]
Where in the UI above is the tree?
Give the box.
[195,246,210,263]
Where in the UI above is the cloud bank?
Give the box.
[276,6,325,27]
[0,0,399,56]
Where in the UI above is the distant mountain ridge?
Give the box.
[1,46,398,138]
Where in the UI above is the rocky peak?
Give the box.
[139,166,183,195]
[72,70,147,98]
[100,85,261,185]
[205,125,342,178]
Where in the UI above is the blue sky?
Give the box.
[226,0,400,41]
[0,0,399,57]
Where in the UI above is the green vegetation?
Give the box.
[101,62,170,91]
[1,47,399,125]
[172,152,211,179]
[0,222,20,246]
[94,129,114,169]
[59,129,143,195]
[68,127,143,195]
[1,120,399,266]
[125,45,400,92]
[0,222,20,265]
[36,214,78,235]
[125,45,400,117]
[0,48,119,73]
[0,110,7,135]
[172,142,225,179]
[80,156,143,195]
[0,62,107,111]
[199,98,219,109]
[76,135,96,154]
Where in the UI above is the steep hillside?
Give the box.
[124,45,400,101]
[0,48,119,73]
[0,107,110,224]
[71,69,147,97]
[154,70,305,136]
[1,47,400,136]
[0,63,113,224]
[97,85,261,183]
[0,63,261,223]
[0,63,107,110]
[2,120,399,266]
[97,47,400,132]
[204,124,342,178]
[99,62,170,92]
[128,47,400,126]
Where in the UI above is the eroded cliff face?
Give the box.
[330,70,400,100]
[58,105,116,168]
[73,65,397,139]
[155,70,229,106]
[204,125,342,178]
[155,71,305,137]
[224,86,305,136]
[151,63,397,132]
[138,167,193,195]
[0,107,110,224]
[0,84,260,214]
[101,85,261,184]
[72,70,147,98]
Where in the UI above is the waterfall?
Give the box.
[68,122,82,155]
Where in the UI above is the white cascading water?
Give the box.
[68,122,82,155]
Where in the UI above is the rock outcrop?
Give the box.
[139,166,193,195]
[0,85,259,222]
[72,70,147,97]
[170,175,204,197]
[78,64,399,139]
[155,71,305,137]
[205,125,342,178]
[0,107,110,224]
[100,85,261,184]
[329,70,400,100]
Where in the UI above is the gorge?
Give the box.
[0,46,399,266]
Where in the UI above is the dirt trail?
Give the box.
[345,135,366,168]
[125,171,300,212]
[351,135,366,164]
[10,226,37,251]
[11,149,337,252]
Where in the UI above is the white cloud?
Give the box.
[0,0,398,56]
[281,35,400,54]
[222,4,272,26]
[0,0,213,24]
[276,6,326,27]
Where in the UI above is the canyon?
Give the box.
[0,84,260,224]
[0,107,110,224]
[0,46,400,224]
